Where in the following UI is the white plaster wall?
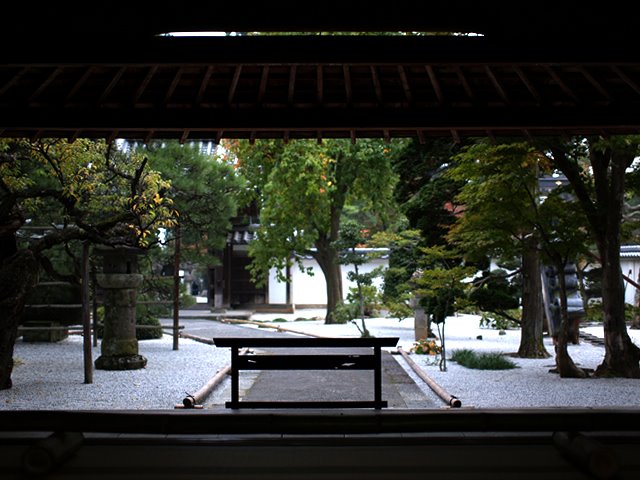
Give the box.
[622,258,640,306]
[267,268,288,304]
[269,254,388,306]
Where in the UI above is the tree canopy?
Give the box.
[227,138,405,322]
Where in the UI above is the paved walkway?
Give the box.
[177,316,437,409]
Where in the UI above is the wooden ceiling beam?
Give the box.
[5,104,639,133]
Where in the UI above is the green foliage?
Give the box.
[478,311,521,330]
[134,307,163,340]
[468,269,521,321]
[1,138,178,252]
[450,349,518,370]
[228,138,404,286]
[412,245,476,324]
[140,141,241,264]
[447,141,544,261]
[330,302,355,324]
[392,138,465,246]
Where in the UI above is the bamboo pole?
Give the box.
[179,347,249,408]
[397,346,461,408]
[220,318,328,338]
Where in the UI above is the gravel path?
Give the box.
[2,312,639,410]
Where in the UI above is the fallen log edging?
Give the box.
[397,346,462,408]
[175,331,249,408]
[220,317,329,338]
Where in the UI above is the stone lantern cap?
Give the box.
[93,245,147,274]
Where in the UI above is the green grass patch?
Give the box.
[450,349,518,370]
[270,318,288,323]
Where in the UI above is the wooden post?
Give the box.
[173,224,181,351]
[82,242,93,384]
[91,269,98,348]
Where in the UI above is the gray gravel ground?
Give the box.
[2,312,640,410]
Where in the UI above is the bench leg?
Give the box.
[230,346,239,408]
[374,346,382,409]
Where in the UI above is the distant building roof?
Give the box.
[621,245,640,258]
[226,226,258,245]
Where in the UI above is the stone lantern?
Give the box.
[94,246,147,370]
[410,269,430,341]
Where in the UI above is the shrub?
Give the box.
[450,349,518,370]
[411,338,443,355]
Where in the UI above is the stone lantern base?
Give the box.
[95,353,147,370]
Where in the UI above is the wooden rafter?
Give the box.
[164,67,184,105]
[454,66,474,100]
[370,66,383,104]
[397,65,413,104]
[195,65,214,105]
[133,65,158,105]
[514,66,541,105]
[612,65,640,96]
[288,65,297,105]
[484,66,509,104]
[257,65,270,104]
[228,65,242,105]
[577,67,611,101]
[65,67,94,104]
[545,66,580,104]
[98,67,126,106]
[426,65,444,105]
[343,65,352,105]
[28,66,62,103]
[0,67,29,97]
[316,65,323,105]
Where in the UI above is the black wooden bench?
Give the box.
[213,337,399,409]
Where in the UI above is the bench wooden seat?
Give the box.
[213,337,399,409]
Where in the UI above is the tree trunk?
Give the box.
[550,140,640,378]
[592,148,640,378]
[0,250,39,390]
[313,239,343,324]
[595,234,640,377]
[518,239,550,358]
[554,261,587,378]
